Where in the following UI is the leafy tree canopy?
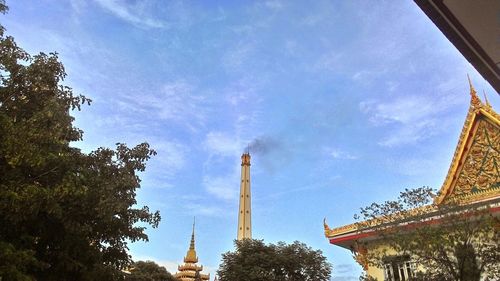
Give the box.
[355,187,499,281]
[125,261,177,281]
[0,1,160,280]
[217,239,332,281]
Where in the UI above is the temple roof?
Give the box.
[325,80,500,244]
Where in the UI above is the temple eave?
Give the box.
[175,271,210,280]
[178,264,203,271]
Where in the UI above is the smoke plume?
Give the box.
[247,136,280,155]
[245,136,289,174]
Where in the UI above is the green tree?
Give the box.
[125,261,177,281]
[355,187,499,281]
[217,239,332,281]
[0,1,160,280]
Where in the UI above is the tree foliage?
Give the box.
[217,239,332,281]
[355,187,499,281]
[125,261,177,281]
[0,2,160,280]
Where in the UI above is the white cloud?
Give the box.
[119,81,206,132]
[312,51,343,72]
[93,0,167,29]
[152,140,188,176]
[158,82,205,123]
[360,96,433,125]
[256,182,331,202]
[221,41,255,72]
[134,139,187,190]
[360,92,462,147]
[185,202,231,218]
[201,134,243,202]
[70,0,87,14]
[264,0,285,10]
[204,132,241,157]
[203,173,239,201]
[326,147,358,160]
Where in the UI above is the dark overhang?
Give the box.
[414,0,500,94]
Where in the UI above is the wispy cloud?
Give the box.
[185,202,232,218]
[202,168,240,201]
[264,0,285,11]
[70,0,87,14]
[157,82,206,125]
[324,146,359,160]
[221,41,255,73]
[360,92,462,147]
[312,51,343,72]
[118,81,207,132]
[204,132,242,157]
[202,134,242,203]
[255,182,333,202]
[151,140,188,177]
[93,0,167,29]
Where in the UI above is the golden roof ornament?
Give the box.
[467,75,482,108]
[323,218,330,231]
[483,90,492,108]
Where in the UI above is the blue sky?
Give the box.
[4,1,499,280]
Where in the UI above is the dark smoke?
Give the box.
[247,137,280,155]
[245,136,289,174]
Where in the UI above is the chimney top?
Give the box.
[241,153,251,166]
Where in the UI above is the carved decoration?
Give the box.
[435,88,500,204]
[447,118,500,202]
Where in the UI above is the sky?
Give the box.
[3,1,499,280]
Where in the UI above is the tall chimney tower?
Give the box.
[237,153,252,240]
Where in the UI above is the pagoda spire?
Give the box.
[175,219,210,281]
[190,218,195,250]
[237,152,252,240]
[184,217,198,263]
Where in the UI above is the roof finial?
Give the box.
[483,89,492,108]
[190,217,196,250]
[467,74,481,107]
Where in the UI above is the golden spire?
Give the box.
[184,217,198,263]
[175,217,210,281]
[467,74,481,107]
[190,218,195,250]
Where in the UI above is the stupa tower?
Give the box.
[175,219,210,281]
[237,152,252,240]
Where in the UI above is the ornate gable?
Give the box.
[435,82,500,204]
[325,80,500,242]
